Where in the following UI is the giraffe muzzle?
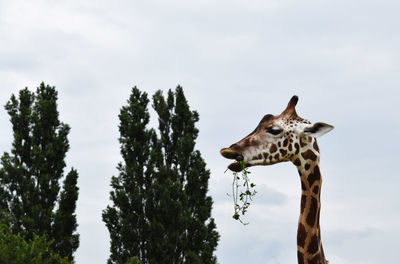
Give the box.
[220,148,246,172]
[220,148,243,161]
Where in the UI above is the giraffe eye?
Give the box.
[266,126,283,135]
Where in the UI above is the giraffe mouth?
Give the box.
[220,148,248,172]
[228,161,243,172]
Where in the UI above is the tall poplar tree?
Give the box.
[103,86,219,264]
[102,87,154,264]
[0,83,79,262]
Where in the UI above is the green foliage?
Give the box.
[229,161,257,225]
[0,83,79,261]
[0,224,71,264]
[125,257,143,264]
[103,86,219,264]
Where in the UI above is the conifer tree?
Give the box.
[102,87,154,264]
[0,83,79,262]
[103,86,219,264]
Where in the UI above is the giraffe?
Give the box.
[220,95,333,264]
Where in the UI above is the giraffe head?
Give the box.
[220,96,334,172]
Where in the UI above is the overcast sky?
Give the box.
[1,0,399,263]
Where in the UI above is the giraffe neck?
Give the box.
[294,148,326,264]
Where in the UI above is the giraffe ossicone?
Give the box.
[220,95,333,264]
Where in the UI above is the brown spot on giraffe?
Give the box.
[313,140,319,152]
[294,143,300,154]
[293,158,301,166]
[304,163,311,171]
[307,234,319,254]
[301,195,307,214]
[280,149,287,156]
[308,166,321,187]
[283,138,289,147]
[306,197,318,226]
[298,252,305,264]
[308,254,322,264]
[297,223,307,248]
[301,149,317,161]
[300,138,308,148]
[312,185,319,195]
[270,144,277,153]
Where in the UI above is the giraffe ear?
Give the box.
[301,122,334,138]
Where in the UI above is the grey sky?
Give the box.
[1,0,399,263]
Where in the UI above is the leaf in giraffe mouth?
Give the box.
[226,160,257,225]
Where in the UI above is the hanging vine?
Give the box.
[227,161,257,225]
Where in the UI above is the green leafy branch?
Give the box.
[227,161,257,225]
